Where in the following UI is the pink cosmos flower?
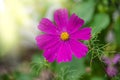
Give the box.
[36,9,91,63]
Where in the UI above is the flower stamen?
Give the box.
[60,32,69,41]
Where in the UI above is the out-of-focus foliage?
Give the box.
[114,17,120,50]
[0,0,120,80]
[90,13,110,36]
[31,53,51,76]
[31,54,86,80]
[55,57,85,80]
[71,0,95,23]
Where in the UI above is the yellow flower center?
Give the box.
[60,32,69,41]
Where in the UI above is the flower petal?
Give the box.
[54,8,68,30]
[57,42,72,63]
[106,66,118,77]
[38,18,58,35]
[36,34,59,50]
[67,13,84,33]
[102,56,111,65]
[112,54,120,64]
[43,43,61,62]
[69,39,88,58]
[71,28,91,40]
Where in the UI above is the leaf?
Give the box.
[87,35,105,60]
[55,66,78,80]
[90,13,110,36]
[55,57,85,80]
[71,1,95,23]
[31,54,47,76]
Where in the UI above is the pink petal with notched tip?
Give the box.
[69,39,88,59]
[71,28,91,40]
[57,42,72,63]
[67,13,84,33]
[43,43,61,62]
[54,9,69,30]
[38,18,58,35]
[36,34,59,50]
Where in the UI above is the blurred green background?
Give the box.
[0,0,120,80]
